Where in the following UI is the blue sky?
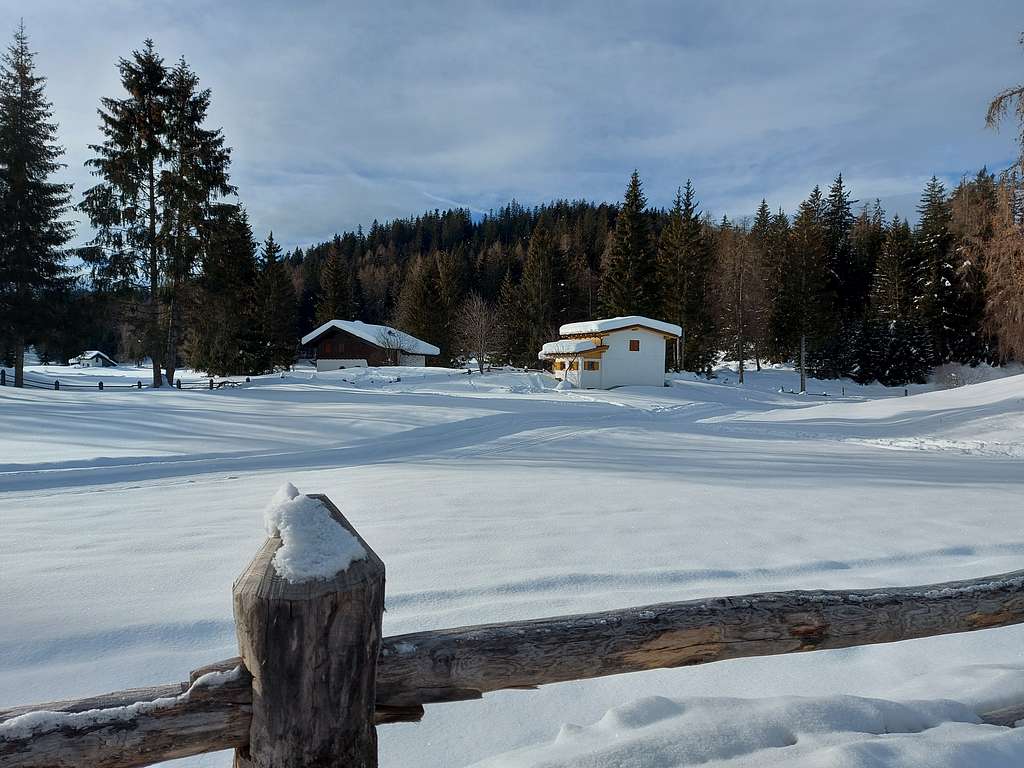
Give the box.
[9,0,1024,251]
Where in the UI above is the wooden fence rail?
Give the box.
[3,494,1024,768]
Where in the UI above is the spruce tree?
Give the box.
[494,269,529,366]
[394,254,444,358]
[258,231,298,370]
[81,42,233,385]
[914,176,954,363]
[0,23,72,387]
[600,170,658,317]
[159,57,234,384]
[854,216,932,385]
[655,181,716,372]
[773,187,828,392]
[185,205,263,376]
[521,219,563,361]
[747,199,775,368]
[80,40,169,387]
[316,241,357,324]
[808,174,859,377]
[657,184,690,369]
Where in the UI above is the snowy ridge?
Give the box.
[471,693,1024,768]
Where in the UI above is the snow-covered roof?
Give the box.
[538,339,600,359]
[73,350,116,362]
[559,316,682,337]
[300,320,440,356]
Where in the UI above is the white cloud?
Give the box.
[11,0,1023,249]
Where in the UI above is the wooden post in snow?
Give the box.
[232,494,385,768]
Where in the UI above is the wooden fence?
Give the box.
[3,494,1024,768]
[0,369,246,391]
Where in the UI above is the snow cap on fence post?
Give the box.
[233,485,385,767]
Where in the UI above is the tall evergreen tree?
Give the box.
[747,199,777,367]
[854,216,932,385]
[600,170,658,317]
[81,41,233,385]
[393,253,444,358]
[521,219,564,361]
[811,174,859,377]
[914,176,954,363]
[159,57,234,384]
[657,181,715,370]
[494,269,529,366]
[258,231,298,370]
[773,187,828,392]
[80,40,169,386]
[0,23,72,387]
[185,204,263,375]
[316,239,358,324]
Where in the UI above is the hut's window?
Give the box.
[628,339,640,351]
[584,360,600,371]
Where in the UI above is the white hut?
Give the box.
[69,350,117,368]
[539,316,681,389]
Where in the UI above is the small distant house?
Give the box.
[539,316,682,389]
[69,350,117,368]
[300,320,440,372]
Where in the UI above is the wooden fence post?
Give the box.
[232,494,385,768]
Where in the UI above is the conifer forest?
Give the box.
[3,30,1024,387]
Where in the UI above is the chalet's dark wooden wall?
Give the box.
[316,330,391,366]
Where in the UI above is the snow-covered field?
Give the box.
[2,362,1024,766]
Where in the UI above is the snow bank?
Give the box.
[263,483,366,583]
[471,693,1024,768]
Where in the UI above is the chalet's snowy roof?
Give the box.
[559,316,682,337]
[73,350,116,363]
[300,320,440,356]
[538,339,600,359]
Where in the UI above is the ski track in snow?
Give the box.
[2,365,1024,767]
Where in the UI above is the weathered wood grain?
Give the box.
[5,567,1024,767]
[374,569,1024,706]
[232,495,386,768]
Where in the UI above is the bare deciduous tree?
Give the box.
[987,33,1024,173]
[983,178,1024,361]
[375,327,404,366]
[454,293,499,374]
